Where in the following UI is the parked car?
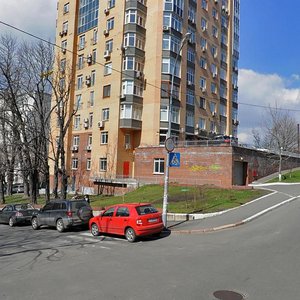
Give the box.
[0,204,39,227]
[31,199,93,232]
[89,203,164,242]
[12,184,24,194]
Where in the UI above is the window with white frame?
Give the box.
[187,68,195,85]
[92,28,98,44]
[77,75,83,90]
[91,70,96,86]
[211,63,217,76]
[220,104,227,117]
[201,18,207,31]
[99,158,107,171]
[171,106,180,124]
[188,7,196,23]
[89,112,93,127]
[123,32,145,50]
[199,117,206,130]
[221,33,227,46]
[107,18,114,31]
[211,45,217,58]
[108,0,115,8]
[102,108,110,121]
[212,26,218,38]
[187,47,195,63]
[200,97,206,109]
[160,105,168,121]
[162,34,181,53]
[212,7,218,19]
[122,80,143,97]
[73,135,80,146]
[63,21,68,33]
[211,82,217,94]
[123,56,144,72]
[89,91,94,107]
[200,37,207,50]
[220,84,227,98]
[61,40,67,51]
[201,0,208,10]
[63,2,70,14]
[200,57,207,69]
[88,135,92,146]
[72,158,78,170]
[186,110,194,127]
[188,26,196,43]
[92,49,97,64]
[221,49,227,63]
[163,12,182,32]
[162,57,180,76]
[104,62,112,75]
[164,0,184,17]
[153,158,164,174]
[78,35,85,50]
[125,9,145,27]
[75,94,82,109]
[210,102,216,114]
[120,104,142,120]
[105,39,113,52]
[100,131,108,144]
[74,115,80,129]
[200,77,206,90]
[78,55,84,69]
[103,85,111,97]
[186,89,195,105]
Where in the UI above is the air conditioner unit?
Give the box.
[213,73,217,78]
[163,25,170,32]
[222,5,226,11]
[194,129,199,135]
[201,46,206,52]
[98,121,104,128]
[202,27,206,32]
[195,124,199,129]
[212,112,217,117]
[84,123,89,129]
[201,87,206,92]
[103,29,109,36]
[84,118,89,123]
[233,119,239,126]
[104,50,111,59]
[187,80,193,86]
[85,75,91,86]
[125,143,131,150]
[136,71,143,79]
[63,29,68,36]
[86,145,92,151]
[225,8,229,14]
[104,8,110,15]
[87,54,92,64]
[59,31,64,37]
[72,145,78,151]
[62,48,66,54]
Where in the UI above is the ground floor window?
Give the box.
[153,158,164,174]
[99,158,107,172]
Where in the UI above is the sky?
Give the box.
[0,0,300,145]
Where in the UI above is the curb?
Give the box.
[170,196,298,234]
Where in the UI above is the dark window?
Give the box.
[116,207,130,217]
[103,85,111,98]
[72,201,88,210]
[103,207,115,217]
[136,205,158,215]
[43,203,54,211]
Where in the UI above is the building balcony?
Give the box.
[119,118,142,130]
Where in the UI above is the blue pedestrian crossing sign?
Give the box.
[169,152,180,167]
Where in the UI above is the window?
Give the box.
[200,97,206,109]
[88,135,92,146]
[78,35,85,50]
[162,34,181,53]
[210,102,216,114]
[124,32,145,50]
[75,94,82,109]
[220,104,227,117]
[212,26,218,38]
[101,131,108,144]
[187,68,195,85]
[163,12,182,32]
[164,0,184,17]
[90,71,96,86]
[60,59,66,72]
[78,0,99,34]
[211,82,217,94]
[103,85,111,98]
[186,89,195,105]
[120,104,142,120]
[72,158,78,170]
[107,18,114,31]
[89,112,93,127]
[77,75,83,90]
[61,40,67,51]
[125,9,145,27]
[73,135,80,146]
[211,63,217,76]
[104,62,112,75]
[92,49,97,64]
[74,115,80,129]
[186,110,194,127]
[105,39,113,52]
[201,18,207,31]
[201,0,208,10]
[122,80,143,97]
[63,2,69,14]
[211,45,218,58]
[212,7,218,19]
[160,105,168,122]
[153,158,164,174]
[62,21,68,33]
[200,37,207,50]
[108,0,115,8]
[171,106,180,124]
[187,47,195,63]
[200,57,207,69]
[78,55,84,69]
[199,118,206,130]
[102,108,110,121]
[89,91,94,107]
[162,57,180,76]
[86,158,91,171]
[99,158,107,172]
[116,207,130,217]
[200,77,206,90]
[92,29,98,44]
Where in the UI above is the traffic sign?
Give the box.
[169,152,180,167]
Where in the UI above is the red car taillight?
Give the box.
[136,219,143,225]
[66,211,72,217]
[15,212,23,217]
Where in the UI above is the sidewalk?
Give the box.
[166,183,299,234]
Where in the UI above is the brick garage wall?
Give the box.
[134,145,300,188]
[134,145,234,187]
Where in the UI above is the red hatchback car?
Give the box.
[89,203,164,242]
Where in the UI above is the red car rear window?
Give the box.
[135,205,158,215]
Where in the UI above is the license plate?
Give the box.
[148,218,158,223]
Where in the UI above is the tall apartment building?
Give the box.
[50,0,240,192]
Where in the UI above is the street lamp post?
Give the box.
[162,32,191,228]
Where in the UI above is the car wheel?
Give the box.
[56,219,65,233]
[91,223,100,236]
[8,217,15,227]
[125,227,136,243]
[31,217,39,230]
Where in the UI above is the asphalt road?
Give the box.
[0,196,300,299]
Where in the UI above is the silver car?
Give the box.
[31,200,93,232]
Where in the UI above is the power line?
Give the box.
[1,20,300,114]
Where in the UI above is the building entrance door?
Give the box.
[123,161,130,178]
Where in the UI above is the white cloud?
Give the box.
[0,0,57,40]
[238,69,300,144]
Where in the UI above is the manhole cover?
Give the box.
[213,290,244,300]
